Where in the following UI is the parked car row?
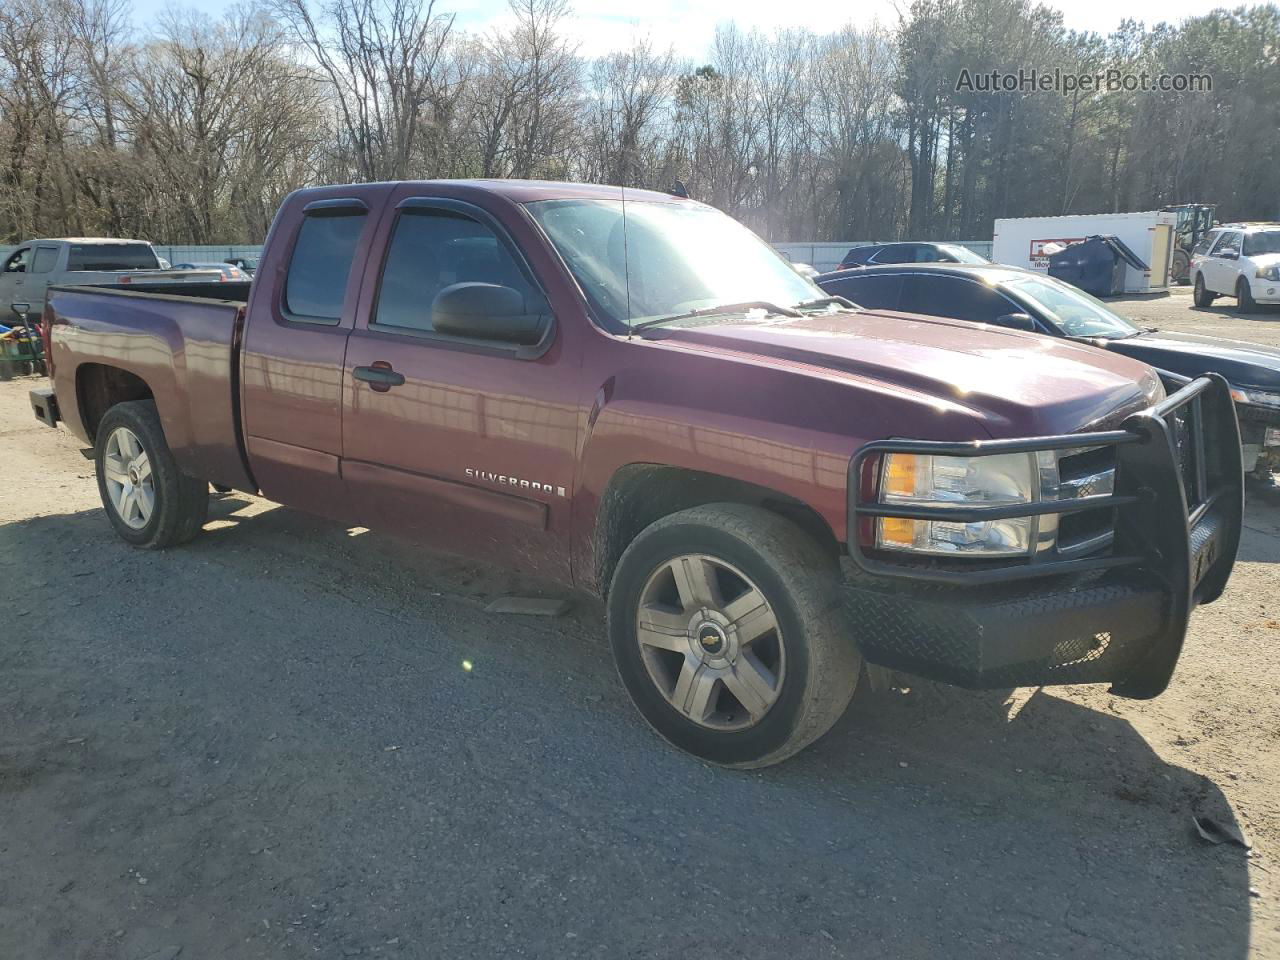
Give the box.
[815,262,1280,482]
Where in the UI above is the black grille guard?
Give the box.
[847,374,1244,698]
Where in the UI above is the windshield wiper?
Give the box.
[631,300,802,332]
[794,295,858,312]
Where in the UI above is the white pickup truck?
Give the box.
[0,238,222,318]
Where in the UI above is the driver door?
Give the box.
[340,193,580,580]
[1,246,31,315]
[1205,231,1240,293]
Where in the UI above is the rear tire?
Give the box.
[95,400,208,549]
[1237,277,1257,314]
[607,503,860,768]
[1172,249,1191,285]
[1193,274,1215,307]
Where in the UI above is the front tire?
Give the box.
[95,400,208,548]
[1237,277,1257,314]
[607,504,860,768]
[1193,274,1215,307]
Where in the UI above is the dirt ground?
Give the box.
[1,288,1279,958]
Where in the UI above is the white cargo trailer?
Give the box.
[992,211,1177,294]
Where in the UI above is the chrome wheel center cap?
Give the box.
[689,610,736,665]
[696,623,727,656]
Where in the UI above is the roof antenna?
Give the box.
[622,178,633,339]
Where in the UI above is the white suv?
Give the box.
[1191,223,1280,312]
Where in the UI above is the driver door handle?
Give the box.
[352,363,405,391]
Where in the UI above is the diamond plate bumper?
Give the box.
[843,375,1243,699]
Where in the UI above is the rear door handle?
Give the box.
[352,364,405,391]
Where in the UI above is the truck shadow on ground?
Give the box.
[0,498,1255,958]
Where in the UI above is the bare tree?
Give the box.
[271,0,455,181]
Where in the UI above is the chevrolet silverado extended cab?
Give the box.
[29,180,1243,767]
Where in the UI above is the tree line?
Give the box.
[1,0,1277,245]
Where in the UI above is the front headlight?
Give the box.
[1255,266,1280,281]
[877,452,1037,556]
[1229,386,1280,409]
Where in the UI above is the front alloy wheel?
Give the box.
[608,503,860,768]
[636,554,785,731]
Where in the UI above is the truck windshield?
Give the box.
[939,244,988,264]
[526,198,820,329]
[1004,274,1140,339]
[67,243,160,271]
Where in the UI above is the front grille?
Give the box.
[1166,398,1206,511]
[1056,447,1116,554]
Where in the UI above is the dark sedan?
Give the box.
[816,263,1280,481]
[835,241,988,271]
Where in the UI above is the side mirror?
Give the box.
[432,282,549,346]
[993,312,1037,332]
[1221,251,1239,260]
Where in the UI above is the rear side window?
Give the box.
[900,275,1013,323]
[284,211,367,322]
[870,245,917,265]
[374,208,535,333]
[822,273,903,310]
[31,247,58,273]
[67,243,159,271]
[1192,231,1218,256]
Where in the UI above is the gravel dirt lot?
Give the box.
[2,286,1278,959]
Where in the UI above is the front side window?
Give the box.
[1242,230,1280,257]
[374,208,536,333]
[67,243,159,271]
[4,248,30,273]
[1211,231,1241,257]
[526,198,818,329]
[31,246,58,273]
[284,211,367,322]
[900,275,1014,322]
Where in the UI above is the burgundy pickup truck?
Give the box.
[29,180,1243,767]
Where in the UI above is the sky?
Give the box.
[133,0,1223,53]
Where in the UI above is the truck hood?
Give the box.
[1102,330,1280,393]
[649,309,1163,436]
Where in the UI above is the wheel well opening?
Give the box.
[594,464,840,596]
[77,364,153,442]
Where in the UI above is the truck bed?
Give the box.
[46,284,254,491]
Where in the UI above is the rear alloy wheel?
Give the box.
[1193,274,1215,308]
[608,504,860,768]
[103,426,156,530]
[1237,277,1257,314]
[95,400,208,548]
